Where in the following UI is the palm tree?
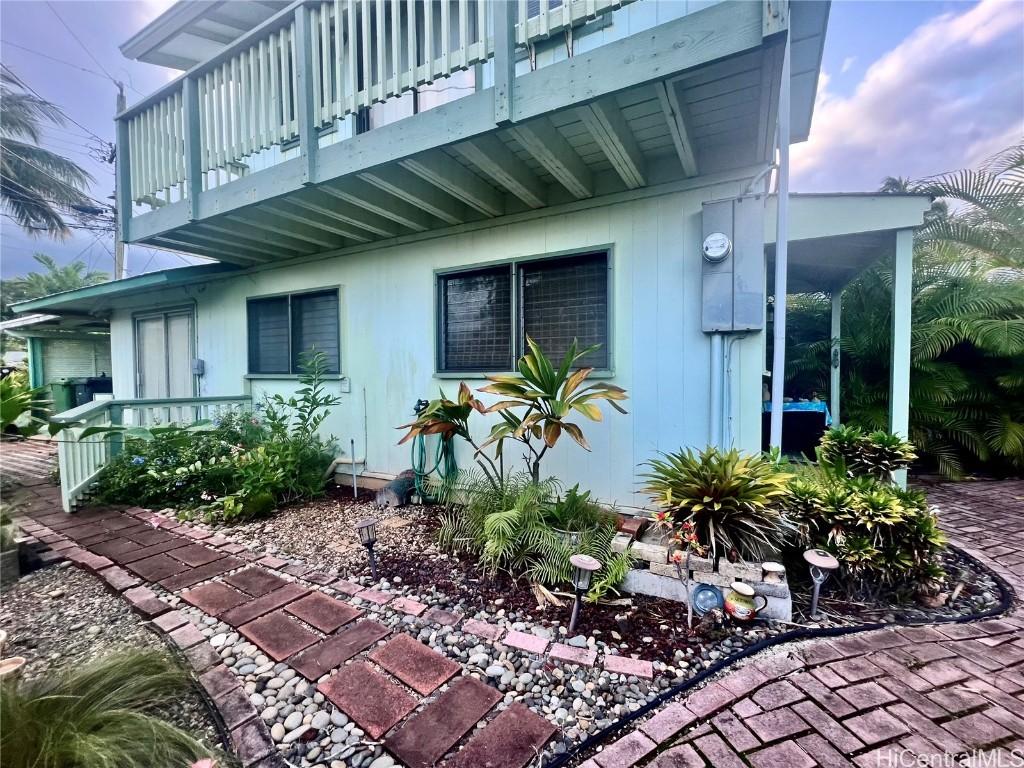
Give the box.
[10,253,108,298]
[915,143,1024,270]
[0,67,94,238]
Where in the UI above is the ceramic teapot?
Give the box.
[723,582,767,621]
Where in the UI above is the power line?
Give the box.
[1,145,113,211]
[44,2,120,87]
[1,64,109,146]
[0,39,143,95]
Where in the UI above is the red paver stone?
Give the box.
[942,711,1013,748]
[288,620,390,681]
[387,676,502,768]
[101,565,141,592]
[391,596,427,616]
[90,537,145,558]
[685,681,736,717]
[791,701,864,754]
[463,618,504,641]
[76,551,113,571]
[124,585,170,618]
[224,567,290,597]
[713,710,761,752]
[837,681,897,710]
[222,583,309,627]
[422,606,462,626]
[693,733,746,768]
[183,527,213,540]
[648,744,705,768]
[167,543,224,567]
[200,665,241,699]
[257,555,288,569]
[159,555,244,591]
[230,717,274,767]
[185,642,221,672]
[169,622,206,649]
[829,657,884,683]
[182,582,250,616]
[319,661,417,739]
[751,681,804,711]
[641,702,698,743]
[603,654,654,679]
[305,570,335,585]
[152,609,189,632]
[594,731,657,768]
[442,702,557,768]
[285,591,362,633]
[220,542,248,554]
[748,741,815,768]
[216,686,254,729]
[844,709,910,746]
[355,587,392,605]
[117,539,192,564]
[550,643,598,667]
[126,552,191,581]
[239,610,319,661]
[331,578,363,596]
[745,708,809,742]
[368,633,459,695]
[504,630,548,654]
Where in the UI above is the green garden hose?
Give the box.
[411,432,458,500]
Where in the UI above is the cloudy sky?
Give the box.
[1,0,1022,279]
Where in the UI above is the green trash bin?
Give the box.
[48,379,76,414]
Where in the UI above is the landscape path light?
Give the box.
[803,548,839,622]
[568,554,601,634]
[356,517,379,580]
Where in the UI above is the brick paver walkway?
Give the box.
[569,479,1024,768]
[7,472,1023,768]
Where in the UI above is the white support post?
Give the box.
[115,96,132,253]
[182,77,202,222]
[889,228,914,488]
[294,5,318,185]
[830,289,842,426]
[768,31,790,450]
[493,0,516,125]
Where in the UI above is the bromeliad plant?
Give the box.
[397,338,629,485]
[817,425,916,482]
[0,371,50,437]
[642,447,796,562]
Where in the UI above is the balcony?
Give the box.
[117,0,824,266]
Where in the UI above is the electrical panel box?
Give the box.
[701,195,765,333]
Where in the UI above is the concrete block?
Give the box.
[630,541,668,564]
[718,560,763,581]
[746,579,790,599]
[622,569,689,602]
[649,561,684,579]
[611,533,634,555]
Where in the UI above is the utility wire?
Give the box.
[1,65,109,146]
[0,39,143,95]
[44,2,120,87]
[1,145,114,211]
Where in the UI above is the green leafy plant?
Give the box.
[1,370,50,436]
[436,471,632,602]
[641,447,796,562]
[784,463,946,596]
[398,339,628,485]
[818,426,917,481]
[0,650,220,768]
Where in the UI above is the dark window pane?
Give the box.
[292,291,340,373]
[248,297,291,374]
[520,252,608,368]
[441,266,512,371]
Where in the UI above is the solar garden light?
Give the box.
[568,554,601,634]
[356,517,379,580]
[803,548,839,622]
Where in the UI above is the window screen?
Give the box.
[247,291,339,374]
[520,253,608,369]
[291,291,340,373]
[440,266,512,371]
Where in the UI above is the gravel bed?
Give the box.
[0,563,225,753]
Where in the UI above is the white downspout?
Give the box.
[768,31,791,450]
[710,334,724,448]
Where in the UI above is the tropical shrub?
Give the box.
[1,370,50,437]
[436,471,633,602]
[784,464,946,596]
[93,352,339,523]
[0,650,220,768]
[818,425,916,481]
[641,447,796,562]
[398,338,628,484]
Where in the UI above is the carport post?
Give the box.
[830,290,841,426]
[889,228,914,488]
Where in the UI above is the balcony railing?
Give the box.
[51,396,251,513]
[117,0,635,216]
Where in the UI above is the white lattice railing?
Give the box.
[119,0,635,208]
[52,396,251,512]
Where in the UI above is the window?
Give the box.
[437,251,609,372]
[248,290,339,374]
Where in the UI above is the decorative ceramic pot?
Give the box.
[723,582,767,621]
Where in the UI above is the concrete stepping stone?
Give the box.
[221,583,309,627]
[239,610,319,661]
[368,633,459,695]
[125,552,191,582]
[159,555,244,591]
[288,619,390,681]
[167,543,225,567]
[441,702,558,768]
[386,676,502,768]
[318,660,418,739]
[285,592,362,633]
[182,582,250,616]
[224,566,289,597]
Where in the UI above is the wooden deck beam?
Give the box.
[455,135,547,209]
[510,118,593,199]
[358,165,468,226]
[577,97,646,189]
[400,152,505,218]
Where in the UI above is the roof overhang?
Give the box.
[0,313,110,339]
[788,1,830,143]
[766,193,932,293]
[10,263,241,316]
[120,0,291,70]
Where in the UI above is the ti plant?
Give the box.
[478,337,628,481]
